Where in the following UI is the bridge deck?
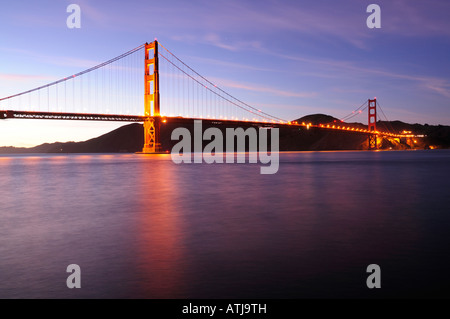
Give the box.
[0,110,146,122]
[0,110,413,138]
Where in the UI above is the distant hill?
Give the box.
[295,114,340,125]
[0,114,449,153]
[0,123,144,154]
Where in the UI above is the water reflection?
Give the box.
[134,159,188,298]
[0,151,449,298]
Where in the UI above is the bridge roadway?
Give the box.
[0,109,408,138]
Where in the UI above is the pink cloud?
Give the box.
[0,73,55,82]
[382,0,450,37]
[0,46,103,70]
[269,51,450,99]
[210,77,317,98]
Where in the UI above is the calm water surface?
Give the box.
[0,150,449,298]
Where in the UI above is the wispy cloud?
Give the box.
[39,55,102,70]
[41,0,450,53]
[186,55,280,73]
[256,102,344,120]
[202,33,263,52]
[268,50,450,99]
[184,55,343,82]
[382,0,450,37]
[210,77,317,98]
[74,0,122,28]
[0,74,56,82]
[331,87,372,94]
[170,33,263,52]
[0,46,102,69]
[423,80,450,99]
[203,34,238,52]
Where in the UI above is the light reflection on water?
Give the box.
[0,150,449,298]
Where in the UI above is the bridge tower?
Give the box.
[368,98,377,150]
[142,40,162,153]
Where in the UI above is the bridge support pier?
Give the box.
[368,134,377,150]
[143,117,162,153]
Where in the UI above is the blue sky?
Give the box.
[1,0,449,147]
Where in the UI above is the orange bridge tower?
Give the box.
[368,98,377,150]
[142,40,162,153]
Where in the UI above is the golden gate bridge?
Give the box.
[0,40,414,151]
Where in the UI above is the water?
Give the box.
[0,150,449,299]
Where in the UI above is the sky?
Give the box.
[1,0,449,147]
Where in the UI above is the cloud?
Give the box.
[203,1,369,48]
[0,74,56,82]
[381,0,450,37]
[423,80,450,99]
[170,33,263,52]
[203,34,238,52]
[269,50,450,99]
[186,55,280,73]
[331,87,372,94]
[256,101,346,120]
[210,77,317,98]
[82,1,370,50]
[0,46,101,69]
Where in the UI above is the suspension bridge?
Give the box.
[0,40,413,152]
